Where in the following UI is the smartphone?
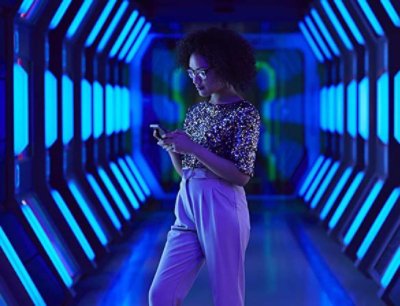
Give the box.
[150,124,167,139]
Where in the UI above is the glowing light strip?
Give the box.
[336,83,344,134]
[51,190,95,260]
[357,188,400,259]
[125,156,151,196]
[68,181,109,246]
[328,85,336,133]
[343,180,384,245]
[49,0,72,29]
[21,204,73,287]
[18,0,34,14]
[347,80,357,138]
[381,0,400,27]
[81,79,93,141]
[311,9,340,56]
[320,167,353,220]
[321,0,353,50]
[0,227,46,305]
[381,246,400,288]
[305,16,332,59]
[106,84,114,136]
[97,1,129,52]
[118,158,146,202]
[118,16,145,60]
[335,0,365,45]
[87,174,122,230]
[62,75,74,145]
[329,172,365,229]
[93,81,104,138]
[126,22,151,62]
[377,73,389,144]
[66,0,94,39]
[395,71,400,143]
[305,158,332,202]
[45,70,58,148]
[13,64,29,155]
[110,10,139,57]
[320,87,327,130]
[85,0,117,47]
[358,0,384,36]
[122,87,130,131]
[98,168,131,220]
[110,162,140,210]
[299,21,323,62]
[114,86,121,133]
[311,161,340,209]
[299,156,325,197]
[358,77,369,140]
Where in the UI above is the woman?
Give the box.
[149,27,261,306]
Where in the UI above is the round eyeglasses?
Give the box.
[186,67,212,80]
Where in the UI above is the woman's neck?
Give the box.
[209,88,243,105]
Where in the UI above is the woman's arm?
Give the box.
[163,130,250,186]
[168,151,183,177]
[192,144,250,186]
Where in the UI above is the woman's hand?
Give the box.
[161,130,198,154]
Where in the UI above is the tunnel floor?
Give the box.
[69,199,385,306]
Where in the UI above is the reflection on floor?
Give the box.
[71,200,386,306]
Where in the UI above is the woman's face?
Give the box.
[188,53,226,97]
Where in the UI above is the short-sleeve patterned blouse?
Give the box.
[182,100,261,177]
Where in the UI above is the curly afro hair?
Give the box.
[177,27,256,92]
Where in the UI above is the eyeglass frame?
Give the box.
[186,67,212,80]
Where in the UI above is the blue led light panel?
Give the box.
[358,77,369,140]
[335,0,365,45]
[357,0,384,36]
[329,172,365,229]
[299,155,325,197]
[321,0,353,50]
[336,83,344,134]
[62,75,74,145]
[377,73,389,144]
[13,64,29,155]
[45,70,58,148]
[118,16,145,60]
[106,84,114,136]
[357,188,400,259]
[122,87,130,131]
[51,190,95,260]
[299,21,323,62]
[305,16,332,59]
[0,227,46,306]
[381,0,400,27]
[110,10,139,57]
[320,87,327,130]
[311,9,339,56]
[320,167,353,220]
[67,0,94,39]
[85,0,117,47]
[49,0,72,29]
[347,80,357,138]
[126,22,152,62]
[381,246,400,288]
[395,71,400,143]
[81,79,93,141]
[93,81,104,138]
[97,1,129,52]
[343,180,384,245]
[21,203,73,287]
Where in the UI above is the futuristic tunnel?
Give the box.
[0,0,399,305]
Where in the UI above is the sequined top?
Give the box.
[182,100,261,177]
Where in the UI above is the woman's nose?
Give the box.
[192,75,202,85]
